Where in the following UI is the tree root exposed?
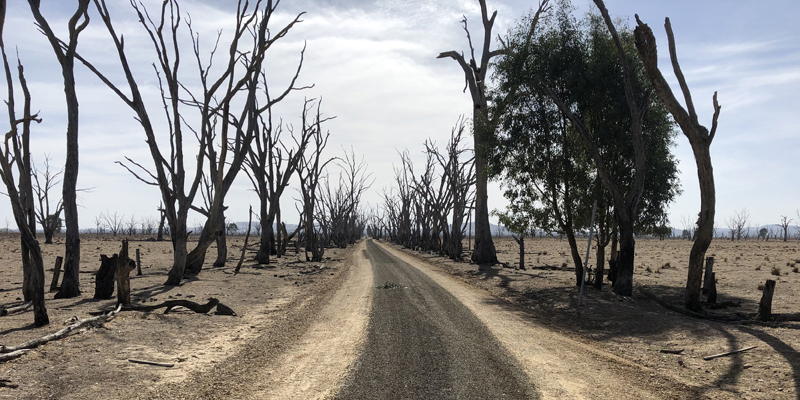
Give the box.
[0,305,122,362]
[120,298,235,315]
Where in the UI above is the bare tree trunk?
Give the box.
[214,211,227,268]
[634,16,720,311]
[565,229,583,287]
[28,0,89,300]
[614,216,636,296]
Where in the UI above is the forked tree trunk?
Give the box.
[634,16,720,311]
[165,221,189,286]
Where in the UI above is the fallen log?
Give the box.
[703,346,757,361]
[0,349,30,362]
[0,305,122,357]
[121,298,220,314]
[0,302,32,317]
[128,358,174,368]
[0,378,19,388]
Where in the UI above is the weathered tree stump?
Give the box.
[116,240,136,305]
[707,272,717,304]
[757,279,776,321]
[49,256,63,293]
[94,255,118,299]
[136,248,142,276]
[702,257,714,295]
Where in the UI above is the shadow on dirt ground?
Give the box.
[390,238,800,400]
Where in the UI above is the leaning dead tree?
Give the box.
[82,0,303,285]
[634,14,722,311]
[28,0,90,299]
[0,4,48,325]
[31,156,64,244]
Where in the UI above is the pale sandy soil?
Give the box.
[1,234,797,400]
[388,236,800,400]
[0,233,355,399]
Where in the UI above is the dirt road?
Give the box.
[263,239,698,399]
[335,240,535,399]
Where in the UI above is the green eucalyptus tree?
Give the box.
[490,2,680,292]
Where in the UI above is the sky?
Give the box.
[0,0,798,232]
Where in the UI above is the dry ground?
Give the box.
[1,233,798,399]
[390,236,800,400]
[0,233,353,399]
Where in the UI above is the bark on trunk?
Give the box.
[757,279,775,321]
[94,255,117,299]
[594,242,606,289]
[164,221,188,286]
[256,195,270,264]
[565,230,583,287]
[470,134,497,265]
[613,219,635,296]
[684,145,715,311]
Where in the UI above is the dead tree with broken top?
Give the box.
[634,14,721,311]
[437,0,508,265]
[0,2,48,326]
[82,0,302,285]
[28,0,90,299]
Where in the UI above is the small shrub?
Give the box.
[560,262,567,270]
[645,266,652,273]
[758,283,765,291]
[723,257,728,262]
[755,265,761,271]
[654,268,661,274]
[793,267,799,273]
[662,262,671,269]
[765,256,770,261]
[771,267,781,276]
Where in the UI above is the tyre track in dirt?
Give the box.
[335,239,536,399]
[377,241,706,400]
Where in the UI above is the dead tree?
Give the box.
[634,14,722,311]
[297,99,334,262]
[82,0,302,285]
[102,210,124,236]
[0,6,48,325]
[28,0,90,299]
[31,156,64,244]
[779,215,792,242]
[244,94,315,265]
[437,0,512,264]
[319,148,372,249]
[428,118,476,260]
[541,0,649,296]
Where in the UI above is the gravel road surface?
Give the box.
[335,239,538,399]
